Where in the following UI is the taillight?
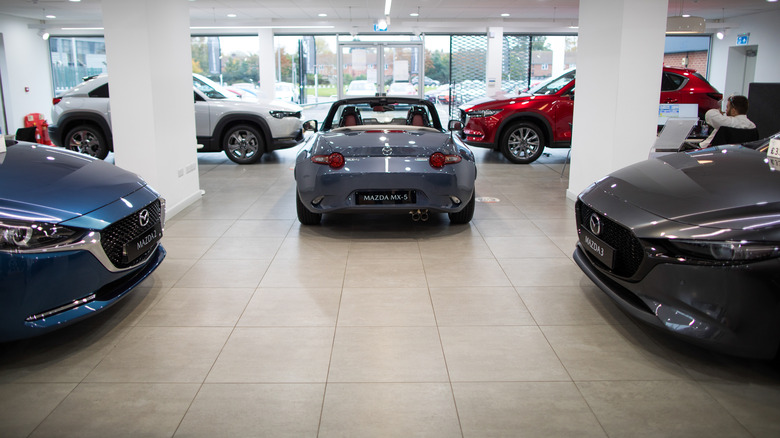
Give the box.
[311,152,345,169]
[52,97,62,105]
[429,152,462,168]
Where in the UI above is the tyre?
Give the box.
[65,125,109,159]
[296,191,322,225]
[500,122,545,164]
[448,191,476,224]
[223,124,265,164]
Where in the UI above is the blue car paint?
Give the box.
[0,142,166,342]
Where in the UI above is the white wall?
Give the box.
[0,13,53,134]
[708,9,780,93]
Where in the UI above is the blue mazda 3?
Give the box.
[0,139,166,341]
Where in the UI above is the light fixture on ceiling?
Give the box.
[227,13,237,18]
[384,0,392,16]
[46,14,56,19]
[318,13,327,17]
[38,30,49,40]
[716,30,725,39]
[501,13,510,17]
[375,17,388,31]
[667,0,705,34]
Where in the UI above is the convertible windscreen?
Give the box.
[330,103,436,129]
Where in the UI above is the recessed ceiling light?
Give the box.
[68,0,80,2]
[318,13,327,17]
[410,13,419,17]
[46,15,56,19]
[768,0,778,3]
[227,13,237,18]
[501,13,510,17]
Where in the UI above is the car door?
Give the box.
[551,83,575,143]
[660,71,687,104]
[193,89,211,138]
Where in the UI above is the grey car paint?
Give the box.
[574,139,780,358]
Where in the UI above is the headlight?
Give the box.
[669,240,780,262]
[270,111,302,119]
[0,220,81,252]
[466,109,502,118]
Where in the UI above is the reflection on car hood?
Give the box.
[460,94,531,109]
[0,143,146,223]
[312,130,454,157]
[598,146,780,229]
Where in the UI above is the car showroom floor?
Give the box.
[2,146,780,438]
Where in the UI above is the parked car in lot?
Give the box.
[49,73,304,164]
[387,82,417,96]
[574,134,780,358]
[294,97,477,225]
[459,66,723,164]
[274,82,299,102]
[0,139,166,342]
[345,80,378,96]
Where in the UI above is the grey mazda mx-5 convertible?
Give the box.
[574,134,780,358]
[294,97,477,225]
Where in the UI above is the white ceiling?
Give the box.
[0,0,778,34]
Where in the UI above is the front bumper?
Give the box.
[574,244,780,359]
[47,124,62,147]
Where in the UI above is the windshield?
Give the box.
[528,70,576,95]
[328,100,439,130]
[193,75,231,100]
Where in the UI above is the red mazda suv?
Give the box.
[459,66,722,164]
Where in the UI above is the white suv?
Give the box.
[49,74,304,164]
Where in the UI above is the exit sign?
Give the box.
[736,33,750,45]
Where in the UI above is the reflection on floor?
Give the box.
[2,147,779,438]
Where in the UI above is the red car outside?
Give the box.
[459,66,722,164]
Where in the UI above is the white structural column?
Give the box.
[566,0,668,200]
[485,27,503,98]
[101,0,201,217]
[257,29,276,101]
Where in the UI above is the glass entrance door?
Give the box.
[337,41,423,99]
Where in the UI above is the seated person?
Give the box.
[339,106,363,127]
[699,95,756,148]
[406,106,430,127]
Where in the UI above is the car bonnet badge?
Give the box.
[139,209,150,227]
[589,213,602,236]
[382,146,393,156]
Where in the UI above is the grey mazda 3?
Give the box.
[574,135,780,358]
[294,97,477,225]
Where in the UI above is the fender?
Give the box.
[495,112,555,151]
[209,113,272,153]
[52,112,114,150]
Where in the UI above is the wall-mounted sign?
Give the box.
[736,33,750,46]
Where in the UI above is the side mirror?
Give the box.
[448,120,463,131]
[303,120,318,132]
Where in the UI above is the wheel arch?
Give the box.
[495,113,553,150]
[57,113,114,151]
[212,114,272,153]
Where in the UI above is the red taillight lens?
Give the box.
[429,152,462,168]
[52,97,62,105]
[312,152,345,169]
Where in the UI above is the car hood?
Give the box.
[460,94,530,109]
[0,143,147,223]
[311,129,455,157]
[595,146,780,230]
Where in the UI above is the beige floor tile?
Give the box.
[163,219,234,237]
[206,327,334,383]
[0,383,76,437]
[500,257,589,286]
[578,380,752,437]
[347,239,421,260]
[274,237,352,260]
[701,381,780,438]
[419,236,495,260]
[473,218,543,237]
[530,217,578,237]
[175,383,325,437]
[29,383,199,438]
[328,327,448,382]
[175,259,270,288]
[85,326,232,383]
[344,258,428,288]
[430,286,536,326]
[159,236,217,259]
[202,236,284,259]
[338,288,435,326]
[453,382,606,437]
[140,258,197,289]
[261,258,346,288]
[484,235,569,259]
[319,383,461,437]
[424,258,512,287]
[222,219,294,238]
[238,287,341,326]
[138,287,254,327]
[439,326,570,382]
[542,324,690,381]
[515,285,632,325]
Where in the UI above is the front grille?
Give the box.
[576,200,644,278]
[101,199,161,269]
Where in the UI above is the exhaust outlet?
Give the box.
[410,210,420,221]
[420,211,429,221]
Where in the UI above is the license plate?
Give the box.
[355,190,416,205]
[579,227,615,270]
[123,223,163,263]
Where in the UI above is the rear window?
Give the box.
[661,72,687,91]
[89,84,109,98]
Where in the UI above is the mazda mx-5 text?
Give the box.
[574,135,780,358]
[294,97,477,225]
[0,139,165,341]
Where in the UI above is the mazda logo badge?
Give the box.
[589,213,602,236]
[382,146,393,156]
[139,209,150,227]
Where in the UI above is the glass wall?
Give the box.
[49,37,106,95]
